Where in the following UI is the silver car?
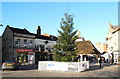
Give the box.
[2,60,18,71]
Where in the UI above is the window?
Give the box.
[16,39,20,46]
[35,45,45,51]
[24,39,27,46]
[29,40,32,46]
[40,45,45,51]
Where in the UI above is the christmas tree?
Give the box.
[53,13,78,62]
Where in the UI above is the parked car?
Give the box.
[2,60,19,71]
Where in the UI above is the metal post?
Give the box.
[80,55,83,62]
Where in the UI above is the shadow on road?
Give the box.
[87,65,103,71]
[18,64,38,70]
[85,64,113,72]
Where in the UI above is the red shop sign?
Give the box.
[16,49,34,52]
[28,53,34,55]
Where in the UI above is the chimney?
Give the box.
[37,26,41,35]
[77,31,81,37]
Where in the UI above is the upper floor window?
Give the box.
[15,39,20,46]
[29,40,32,46]
[24,39,27,46]
[35,45,45,51]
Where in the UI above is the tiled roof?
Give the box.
[8,25,34,35]
[112,25,120,30]
[35,34,57,41]
[111,25,120,34]
[7,25,57,41]
[77,41,100,55]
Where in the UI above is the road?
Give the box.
[1,64,119,77]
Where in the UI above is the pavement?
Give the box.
[1,63,119,77]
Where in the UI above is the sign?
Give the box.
[16,49,34,52]
[28,53,35,64]
[28,53,34,55]
[47,62,68,71]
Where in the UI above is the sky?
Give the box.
[0,2,118,45]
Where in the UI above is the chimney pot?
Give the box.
[37,26,41,35]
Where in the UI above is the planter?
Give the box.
[38,61,89,73]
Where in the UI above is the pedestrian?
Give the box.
[106,59,109,67]
[99,57,102,68]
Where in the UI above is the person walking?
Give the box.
[106,59,109,67]
[99,57,102,68]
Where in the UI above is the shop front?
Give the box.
[16,49,35,65]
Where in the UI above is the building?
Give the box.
[106,23,120,64]
[0,36,2,69]
[77,41,100,62]
[35,35,57,63]
[96,42,108,53]
[34,27,57,64]
[2,25,57,64]
[2,25,35,64]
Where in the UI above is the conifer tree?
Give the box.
[53,13,78,62]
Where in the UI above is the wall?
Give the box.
[118,31,120,51]
[106,25,120,64]
[35,39,56,51]
[96,43,107,53]
[14,35,35,64]
[0,36,2,69]
[14,37,35,49]
[2,27,14,61]
[107,30,119,52]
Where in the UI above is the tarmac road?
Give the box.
[1,64,119,77]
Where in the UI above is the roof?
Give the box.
[6,25,57,41]
[35,34,57,41]
[7,25,34,35]
[43,33,50,37]
[112,25,120,30]
[77,41,100,55]
[109,24,120,34]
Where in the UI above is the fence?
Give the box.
[38,61,89,73]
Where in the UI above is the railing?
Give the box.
[38,61,89,73]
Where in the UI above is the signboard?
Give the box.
[28,52,35,64]
[47,62,68,71]
[16,49,34,52]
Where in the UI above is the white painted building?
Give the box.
[34,35,57,63]
[106,23,120,64]
[35,38,56,52]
